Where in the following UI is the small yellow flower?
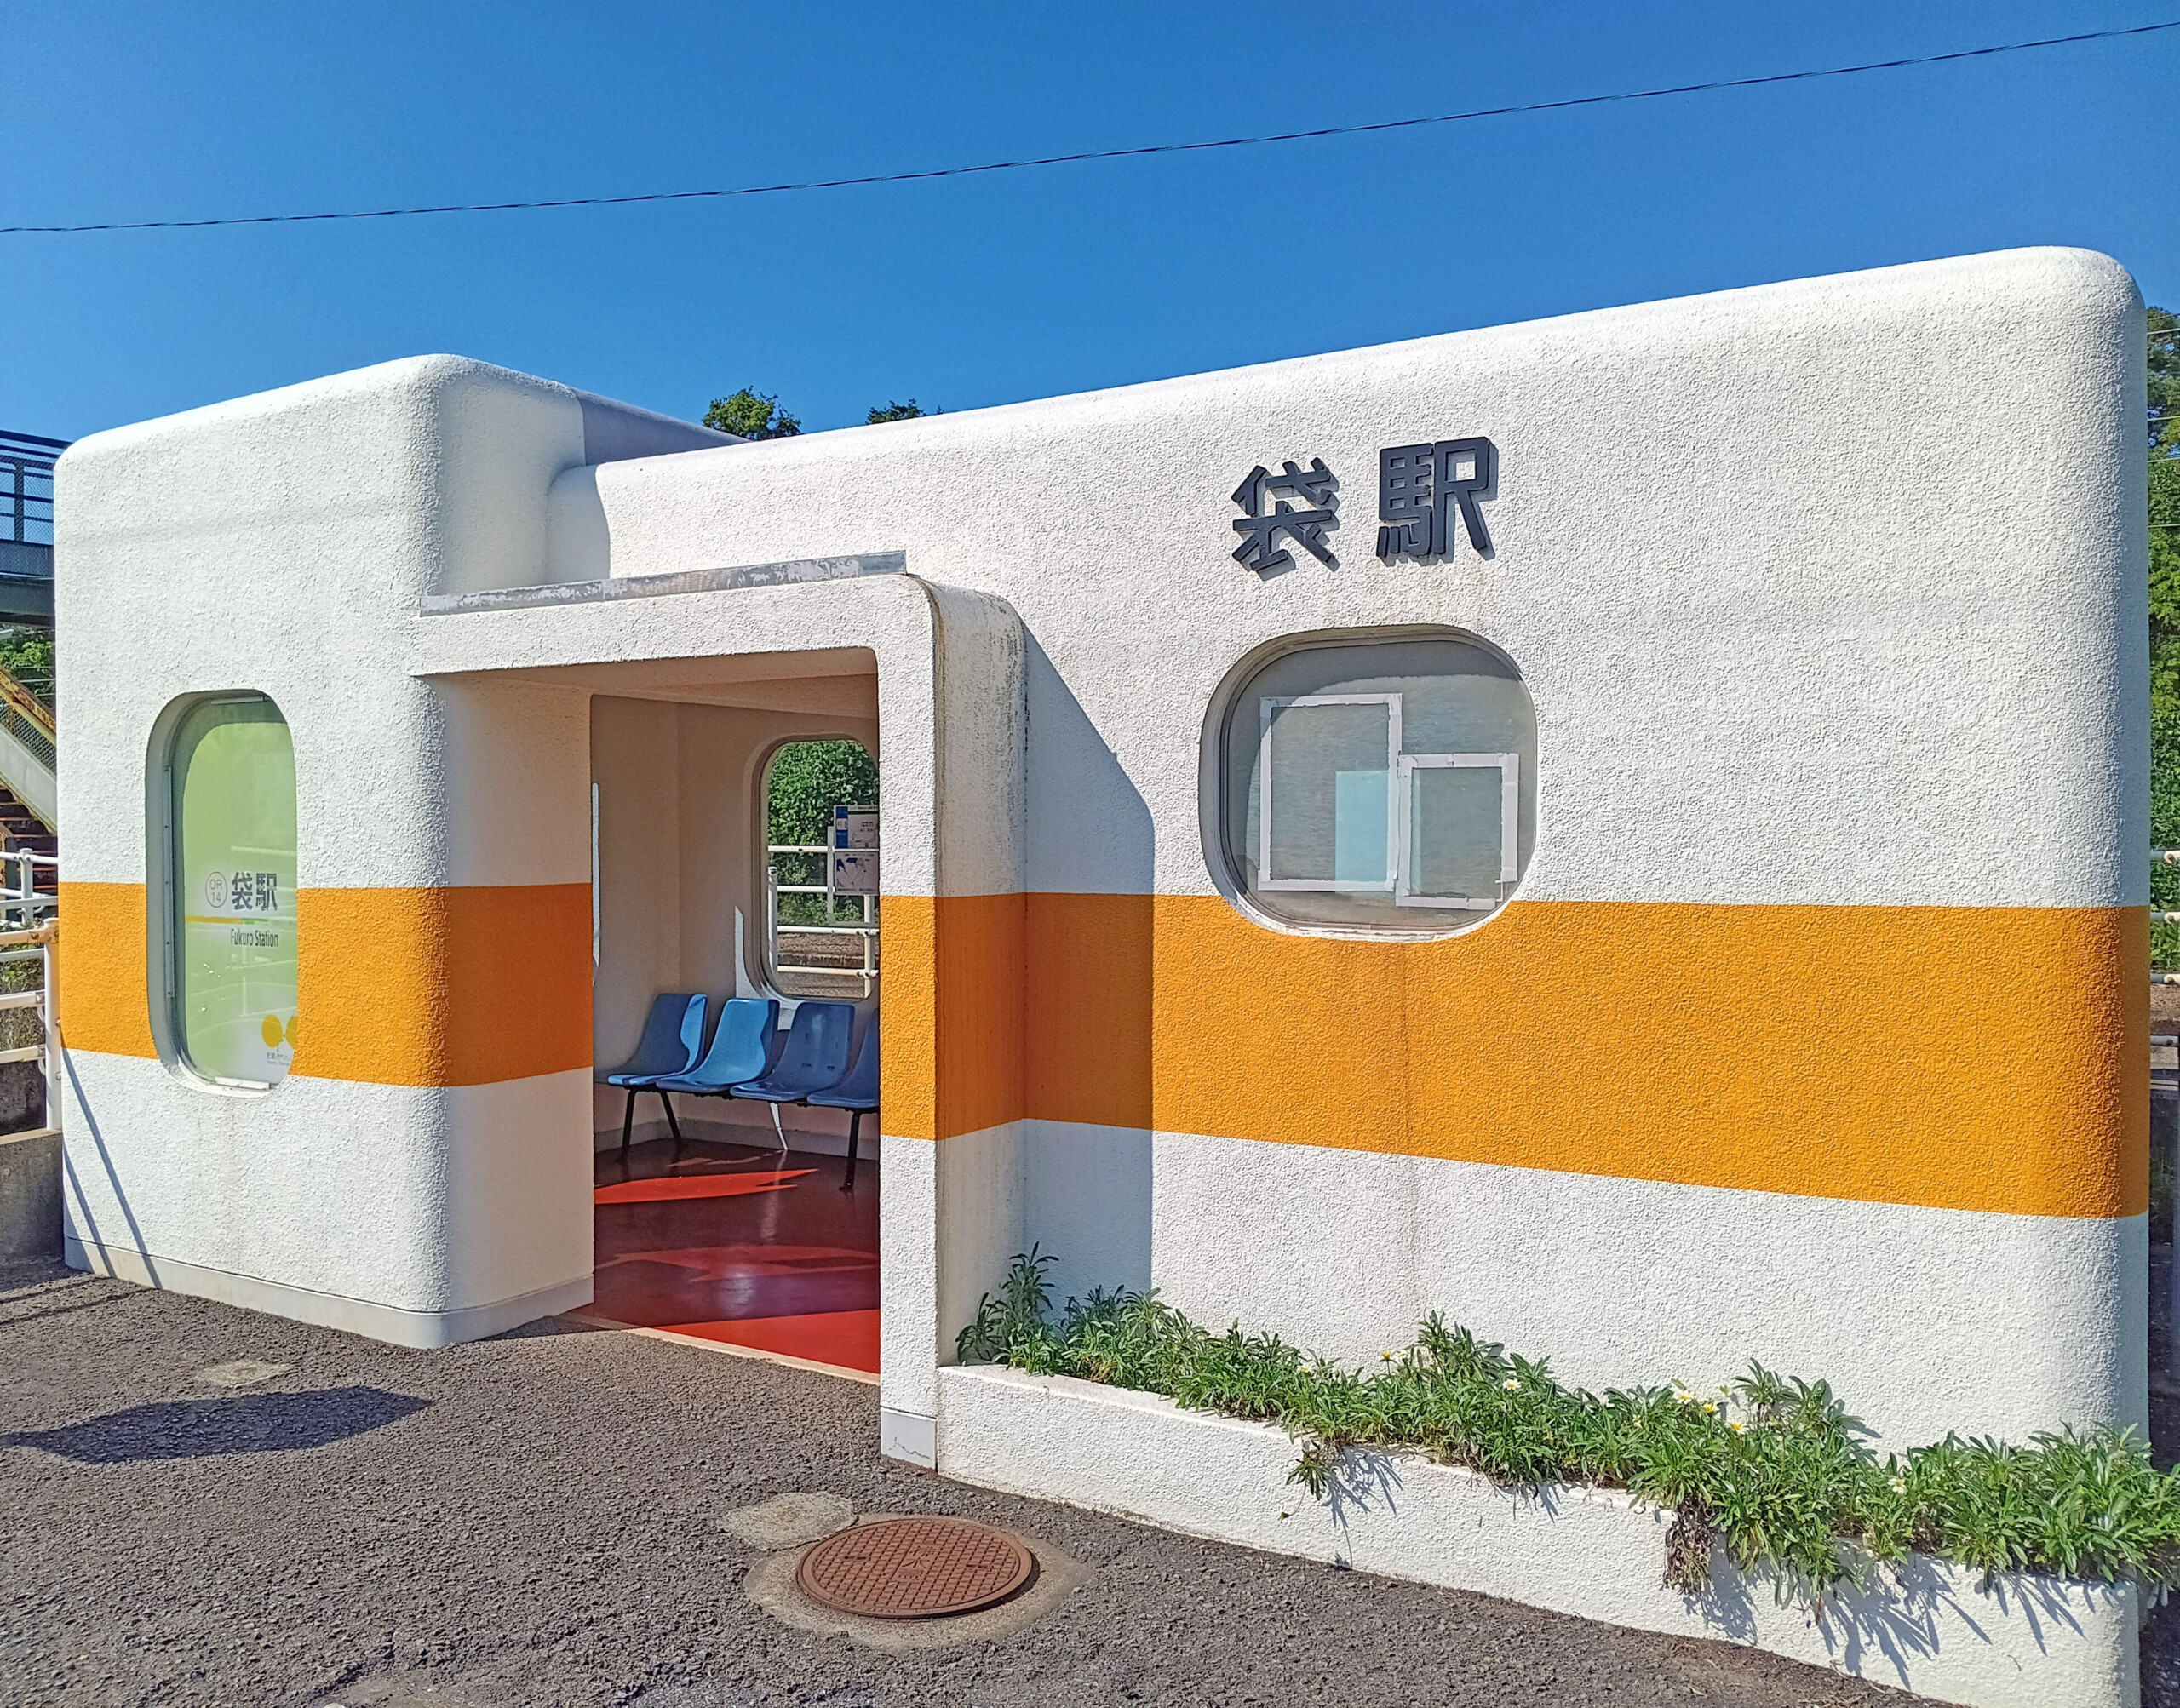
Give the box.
[1890,1477,1907,1495]
[1728,1420,1747,1435]
[1502,1378,1521,1392]
[1672,1387,1695,1405]
[1701,1401,1718,1416]
[1380,1350,1395,1362]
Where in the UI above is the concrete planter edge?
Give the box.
[934,1362,2140,1708]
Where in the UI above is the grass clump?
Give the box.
[959,1249,2180,1606]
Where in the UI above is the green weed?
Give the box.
[959,1254,2180,1606]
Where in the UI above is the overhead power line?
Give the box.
[3,19,2176,238]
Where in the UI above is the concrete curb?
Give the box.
[0,1126,59,1262]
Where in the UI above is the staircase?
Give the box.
[0,663,56,914]
[0,783,53,860]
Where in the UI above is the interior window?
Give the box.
[169,695,298,1086]
[1223,635,1535,933]
[763,737,880,998]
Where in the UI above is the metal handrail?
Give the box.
[0,431,62,548]
[0,918,58,1121]
[0,661,56,742]
[1,850,57,933]
[767,843,878,998]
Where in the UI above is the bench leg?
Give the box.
[659,1091,684,1149]
[840,1109,861,1192]
[620,1087,635,1155]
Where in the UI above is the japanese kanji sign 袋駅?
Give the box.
[1227,439,1498,575]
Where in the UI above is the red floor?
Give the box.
[577,1135,879,1373]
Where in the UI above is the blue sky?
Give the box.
[3,3,2173,441]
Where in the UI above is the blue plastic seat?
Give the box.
[651,997,780,1140]
[806,1023,878,1191]
[602,992,706,1155]
[731,1000,857,1160]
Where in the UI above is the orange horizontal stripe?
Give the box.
[57,882,156,1059]
[295,885,591,1086]
[881,892,1024,1144]
[946,893,2143,1220]
[55,880,592,1087]
[66,876,2144,1217]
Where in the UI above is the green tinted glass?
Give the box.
[171,697,297,1086]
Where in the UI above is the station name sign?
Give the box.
[1230,437,1496,576]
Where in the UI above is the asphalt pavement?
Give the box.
[1,1258,1913,1708]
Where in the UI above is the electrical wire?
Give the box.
[3,19,2174,237]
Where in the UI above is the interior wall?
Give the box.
[590,691,880,1152]
[592,696,680,1080]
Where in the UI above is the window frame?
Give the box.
[1394,752,1519,910]
[1255,693,1401,893]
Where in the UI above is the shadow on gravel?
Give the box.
[3,1386,430,1462]
[491,1315,617,1340]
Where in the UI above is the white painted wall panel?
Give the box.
[1139,1126,2143,1447]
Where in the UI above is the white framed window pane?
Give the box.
[1333,769,1388,884]
[1261,700,1393,889]
[1406,764,1507,903]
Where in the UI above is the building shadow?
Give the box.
[4,1386,430,1463]
[1021,629,1156,1306]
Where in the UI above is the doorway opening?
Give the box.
[570,658,883,1376]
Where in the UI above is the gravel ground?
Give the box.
[3,1258,1920,1708]
[2140,1242,2178,1708]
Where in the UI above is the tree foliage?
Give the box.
[703,387,801,439]
[766,738,878,928]
[700,387,944,437]
[0,626,54,708]
[766,738,877,847]
[2154,307,2180,715]
[2149,310,2180,968]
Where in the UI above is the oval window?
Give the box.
[1219,634,1536,934]
[169,695,298,1087]
[761,737,881,999]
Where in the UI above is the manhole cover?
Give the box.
[795,1516,1035,1619]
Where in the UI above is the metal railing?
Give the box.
[0,431,63,547]
[0,850,56,931]
[0,920,57,1131]
[767,842,879,997]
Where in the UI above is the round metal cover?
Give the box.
[795,1516,1035,1619]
